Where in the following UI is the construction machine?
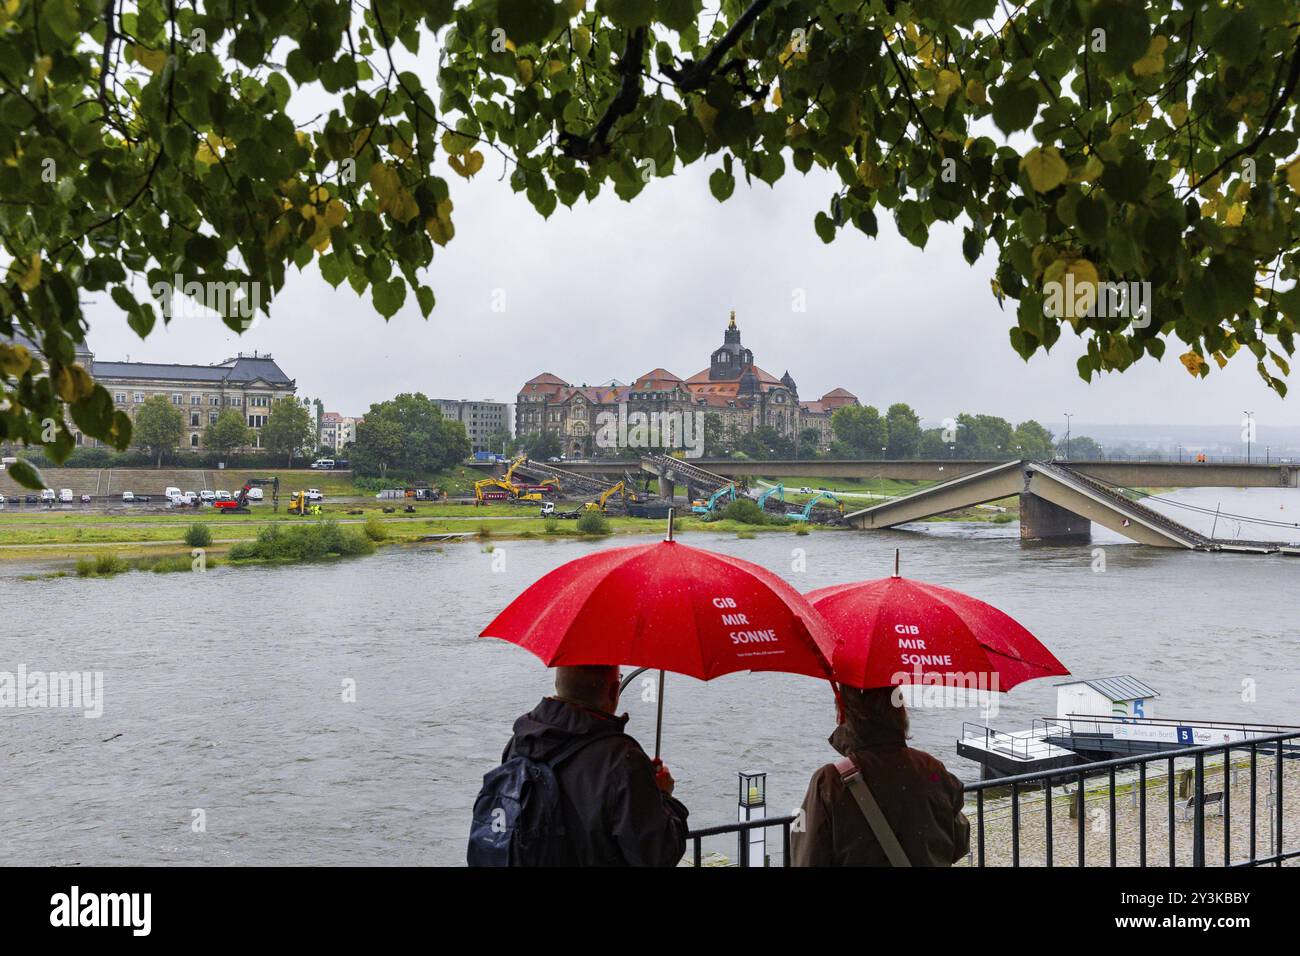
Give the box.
[287,490,323,516]
[584,481,631,513]
[214,477,279,514]
[787,491,844,523]
[691,483,738,515]
[755,483,785,512]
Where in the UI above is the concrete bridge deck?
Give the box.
[468,457,1298,488]
[845,459,1295,551]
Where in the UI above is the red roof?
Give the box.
[526,372,570,386]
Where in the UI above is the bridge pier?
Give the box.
[657,475,675,500]
[1019,493,1090,544]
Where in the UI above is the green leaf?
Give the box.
[1087,0,1150,75]
[373,278,406,319]
[814,211,835,243]
[7,458,44,491]
[499,0,559,44]
[991,82,1038,134]
[709,167,734,201]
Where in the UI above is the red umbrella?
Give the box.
[807,568,1068,692]
[480,518,838,754]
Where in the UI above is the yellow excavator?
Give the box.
[585,481,640,512]
[287,491,323,516]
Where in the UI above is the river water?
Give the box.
[1,487,1297,865]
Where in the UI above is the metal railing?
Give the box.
[685,731,1298,867]
[966,731,1298,867]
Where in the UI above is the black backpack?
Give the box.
[466,733,610,867]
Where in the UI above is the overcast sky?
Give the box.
[81,135,1293,438]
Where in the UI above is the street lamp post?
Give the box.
[1243,410,1254,464]
[1063,413,1073,460]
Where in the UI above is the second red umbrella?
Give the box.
[807,574,1068,692]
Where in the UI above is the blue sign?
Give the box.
[1177,726,1194,744]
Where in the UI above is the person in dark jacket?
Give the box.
[500,665,689,866]
[792,685,970,867]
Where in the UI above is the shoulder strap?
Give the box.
[835,756,912,867]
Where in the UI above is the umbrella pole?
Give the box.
[654,669,666,760]
[894,547,900,577]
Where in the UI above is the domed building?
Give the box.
[514,312,858,457]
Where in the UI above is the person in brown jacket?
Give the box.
[792,685,970,866]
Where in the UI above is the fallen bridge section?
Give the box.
[640,453,733,501]
[844,460,1213,549]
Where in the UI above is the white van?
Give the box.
[40,489,55,503]
[311,458,335,470]
[165,486,183,504]
[58,488,74,503]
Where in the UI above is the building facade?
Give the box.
[89,351,297,451]
[435,399,510,454]
[515,313,859,457]
[319,412,360,453]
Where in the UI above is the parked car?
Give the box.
[199,490,216,503]
[215,490,232,502]
[247,487,264,501]
[305,488,323,502]
[122,491,135,502]
[25,494,38,504]
[136,495,152,503]
[165,486,183,504]
[58,488,74,503]
[799,486,812,494]
[41,489,55,503]
[183,491,199,505]
[311,459,335,470]
[80,494,92,503]
[0,493,5,504]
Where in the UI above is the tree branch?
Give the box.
[559,27,646,162]
[661,0,775,92]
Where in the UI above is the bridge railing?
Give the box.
[685,731,1299,867]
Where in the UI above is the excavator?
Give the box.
[692,483,738,515]
[787,491,844,523]
[288,490,323,516]
[584,481,633,513]
[755,483,785,512]
[214,477,279,514]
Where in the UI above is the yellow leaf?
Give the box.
[369,163,420,224]
[573,26,591,58]
[1286,158,1300,194]
[965,78,986,105]
[0,342,32,378]
[933,69,960,109]
[1169,102,1188,126]
[1213,351,1229,369]
[1131,35,1166,76]
[34,55,51,88]
[1021,146,1070,193]
[771,86,782,108]
[448,150,485,179]
[309,223,332,253]
[1135,101,1152,125]
[564,0,585,14]
[1224,203,1245,227]
[547,59,566,78]
[1067,154,1105,183]
[693,98,717,136]
[1179,350,1207,376]
[15,253,40,292]
[425,214,454,246]
[300,204,317,220]
[516,58,534,84]
[133,45,167,75]
[55,364,94,402]
[323,199,347,227]
[440,130,474,155]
